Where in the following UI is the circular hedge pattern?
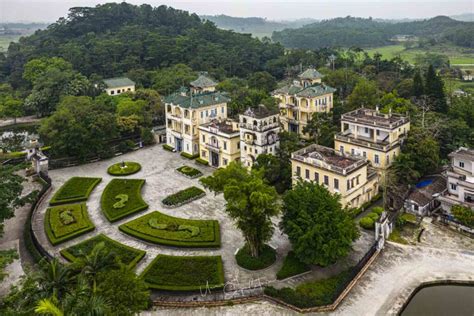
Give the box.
[107,162,141,176]
[235,244,276,270]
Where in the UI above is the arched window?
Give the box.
[253,120,257,126]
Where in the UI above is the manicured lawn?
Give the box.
[176,165,203,178]
[235,244,276,270]
[141,255,225,291]
[44,203,95,245]
[265,270,350,308]
[107,161,141,176]
[276,251,311,280]
[101,179,148,222]
[60,234,146,269]
[119,211,220,248]
[49,177,101,205]
[161,186,205,207]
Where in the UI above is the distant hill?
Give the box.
[450,13,474,22]
[200,15,317,38]
[272,16,474,49]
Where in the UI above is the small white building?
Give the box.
[239,105,280,168]
[103,77,135,96]
[404,176,446,217]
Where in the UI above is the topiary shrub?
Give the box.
[180,152,199,159]
[195,158,209,166]
[367,212,380,220]
[359,217,375,230]
[101,179,148,222]
[372,207,384,216]
[235,244,276,270]
[161,186,205,207]
[107,162,141,176]
[176,165,203,178]
[162,144,174,152]
[49,177,102,206]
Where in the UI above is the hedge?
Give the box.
[101,179,148,222]
[180,152,199,160]
[140,255,225,291]
[264,270,351,308]
[60,234,146,269]
[195,158,209,166]
[162,186,205,207]
[359,217,375,230]
[162,144,174,152]
[49,177,102,206]
[44,203,95,245]
[119,211,220,248]
[276,251,311,280]
[235,244,276,270]
[107,161,141,176]
[176,165,203,178]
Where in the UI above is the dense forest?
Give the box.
[1,3,284,89]
[272,16,474,49]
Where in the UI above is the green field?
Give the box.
[365,44,474,65]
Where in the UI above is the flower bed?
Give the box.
[60,234,146,269]
[119,211,220,248]
[176,165,203,178]
[44,203,95,245]
[276,251,311,280]
[235,244,276,270]
[49,177,101,205]
[140,255,225,291]
[161,186,205,207]
[101,179,148,222]
[107,161,141,176]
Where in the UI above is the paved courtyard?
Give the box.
[32,144,374,293]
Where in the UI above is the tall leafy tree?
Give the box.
[347,78,379,110]
[282,181,359,266]
[302,112,337,147]
[424,65,447,113]
[200,162,279,257]
[413,69,424,97]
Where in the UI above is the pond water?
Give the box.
[402,285,474,316]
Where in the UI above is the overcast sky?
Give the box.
[1,0,472,23]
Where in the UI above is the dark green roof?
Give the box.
[164,91,230,108]
[103,77,135,88]
[298,68,323,80]
[190,75,217,88]
[272,83,335,98]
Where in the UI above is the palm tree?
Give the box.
[36,258,73,300]
[71,242,116,293]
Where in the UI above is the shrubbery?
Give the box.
[107,161,141,176]
[359,217,375,230]
[264,270,350,308]
[195,158,209,165]
[276,251,311,280]
[60,234,146,269]
[180,152,199,159]
[161,186,205,207]
[451,205,474,228]
[119,211,221,248]
[49,177,101,205]
[176,165,203,178]
[162,144,174,152]
[140,255,225,291]
[101,179,148,222]
[44,203,95,245]
[235,244,276,270]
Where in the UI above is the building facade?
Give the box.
[272,68,336,139]
[334,108,410,171]
[198,119,240,168]
[291,144,379,208]
[164,75,230,156]
[438,147,474,212]
[239,105,280,168]
[103,77,135,96]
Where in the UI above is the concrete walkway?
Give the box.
[0,115,40,128]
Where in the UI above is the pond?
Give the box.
[401,285,474,316]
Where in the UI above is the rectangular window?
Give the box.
[201,112,204,119]
[324,175,329,186]
[375,154,380,164]
[387,155,390,165]
[351,149,355,155]
[221,107,224,113]
[365,127,369,134]
[223,158,228,166]
[296,166,301,176]
[223,141,227,150]
[356,176,360,185]
[244,145,247,150]
[237,142,240,149]
[347,179,351,190]
[459,161,465,168]
[314,172,319,183]
[255,149,258,154]
[206,110,208,117]
[201,150,206,157]
[305,169,310,179]
[110,90,115,95]
[334,179,339,190]
[202,135,205,142]
[450,183,457,190]
[340,145,344,153]
[363,151,366,158]
[376,129,380,136]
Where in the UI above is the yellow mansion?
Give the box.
[334,108,410,171]
[291,144,379,208]
[272,68,336,139]
[198,119,240,168]
[164,74,230,156]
